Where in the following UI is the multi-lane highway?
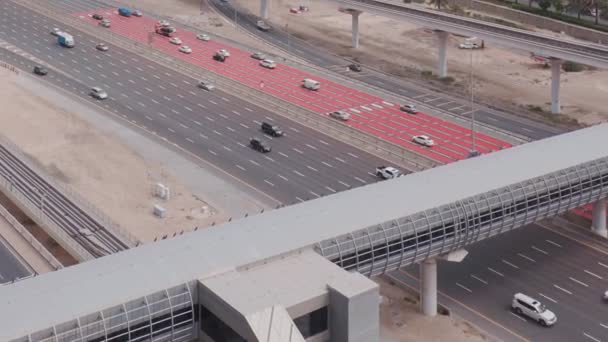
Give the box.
[0,0,397,205]
[391,223,608,342]
[210,0,564,141]
[0,237,31,283]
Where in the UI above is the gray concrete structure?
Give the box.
[592,198,607,237]
[436,30,449,78]
[420,258,438,316]
[2,124,608,341]
[551,58,562,114]
[260,0,269,19]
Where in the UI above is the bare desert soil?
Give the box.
[0,67,223,244]
[377,277,496,342]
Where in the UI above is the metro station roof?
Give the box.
[1,123,607,339]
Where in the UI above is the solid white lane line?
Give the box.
[569,277,589,287]
[264,180,275,187]
[470,274,487,284]
[584,270,603,279]
[531,246,548,255]
[546,239,562,248]
[517,253,536,263]
[553,284,572,295]
[236,165,246,171]
[322,161,333,168]
[510,312,526,322]
[455,283,472,293]
[583,333,601,342]
[487,267,504,277]
[539,293,557,304]
[501,259,519,269]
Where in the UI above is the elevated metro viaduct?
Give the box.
[1,124,608,342]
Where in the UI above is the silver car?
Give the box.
[329,110,350,121]
[198,81,215,91]
[90,87,108,100]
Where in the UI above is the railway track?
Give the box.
[0,143,132,259]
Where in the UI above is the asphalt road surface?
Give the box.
[0,1,396,206]
[0,237,32,284]
[210,0,563,141]
[391,223,608,342]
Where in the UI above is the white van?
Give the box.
[302,78,320,90]
[511,293,557,326]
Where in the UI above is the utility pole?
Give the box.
[468,48,479,158]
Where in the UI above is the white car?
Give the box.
[169,37,182,45]
[90,87,108,100]
[132,10,143,17]
[50,28,61,36]
[512,293,557,327]
[196,34,210,41]
[259,59,276,69]
[412,135,435,147]
[179,45,192,54]
[198,80,215,91]
[329,110,350,121]
[604,290,608,300]
[459,42,480,49]
[158,20,171,27]
[218,48,230,57]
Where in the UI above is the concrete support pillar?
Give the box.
[550,58,562,114]
[592,198,607,238]
[260,0,269,20]
[351,11,362,49]
[436,31,449,78]
[420,258,438,317]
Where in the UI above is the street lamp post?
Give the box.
[468,47,479,158]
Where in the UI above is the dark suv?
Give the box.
[261,122,283,137]
[250,137,271,153]
[33,66,48,76]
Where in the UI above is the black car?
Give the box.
[213,54,226,62]
[250,137,271,153]
[261,122,283,137]
[33,66,48,76]
[92,13,103,20]
[348,63,362,72]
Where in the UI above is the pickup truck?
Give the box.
[376,166,401,180]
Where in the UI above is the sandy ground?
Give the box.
[180,0,602,125]
[0,67,224,244]
[377,277,495,342]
